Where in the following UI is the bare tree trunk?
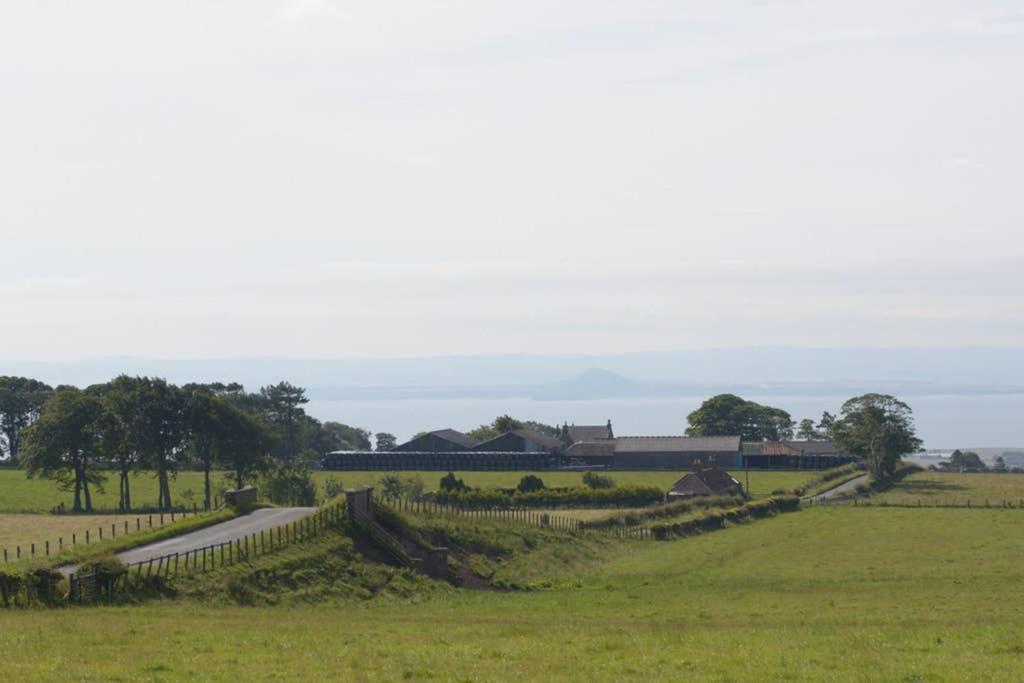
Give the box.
[72,474,83,513]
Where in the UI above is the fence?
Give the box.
[67,501,348,603]
[807,496,1024,509]
[381,495,652,540]
[2,508,206,564]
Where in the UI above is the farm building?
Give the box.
[741,440,856,469]
[561,420,614,444]
[473,429,563,453]
[667,466,745,500]
[321,449,555,471]
[612,436,743,470]
[392,429,480,453]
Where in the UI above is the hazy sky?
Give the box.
[2,1,1022,360]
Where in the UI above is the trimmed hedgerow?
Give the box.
[429,485,665,509]
[580,495,746,529]
[649,496,800,540]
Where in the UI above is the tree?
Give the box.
[796,419,820,440]
[466,415,559,442]
[817,411,836,436]
[375,432,397,451]
[321,421,372,451]
[130,378,187,510]
[91,376,143,512]
[942,449,987,472]
[831,394,922,479]
[259,382,309,461]
[0,377,53,464]
[215,403,274,490]
[685,394,794,441]
[21,387,105,512]
[994,456,1007,471]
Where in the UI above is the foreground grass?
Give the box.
[1,507,1023,680]
[873,471,1024,506]
[0,469,823,512]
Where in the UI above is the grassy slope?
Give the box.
[1,507,1023,680]
[873,471,1024,505]
[0,469,822,512]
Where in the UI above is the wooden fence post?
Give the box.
[86,530,90,544]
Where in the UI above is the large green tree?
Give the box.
[685,394,794,441]
[321,421,372,451]
[21,387,105,512]
[0,376,53,464]
[831,394,922,478]
[260,382,308,461]
[90,376,143,512]
[131,378,187,510]
[216,405,275,490]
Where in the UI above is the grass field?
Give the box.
[1,506,1022,680]
[0,468,822,512]
[873,471,1024,506]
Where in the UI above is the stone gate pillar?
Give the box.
[346,487,374,519]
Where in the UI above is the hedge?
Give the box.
[428,485,665,509]
[649,496,800,540]
[580,495,747,530]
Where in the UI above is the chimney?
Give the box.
[606,419,614,439]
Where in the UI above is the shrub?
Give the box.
[650,496,800,540]
[582,471,615,489]
[0,567,25,607]
[323,477,345,500]
[517,475,545,493]
[261,462,318,506]
[440,472,469,492]
[430,485,665,509]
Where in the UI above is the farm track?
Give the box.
[805,474,868,502]
[61,507,314,575]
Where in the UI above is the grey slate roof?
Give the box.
[474,429,563,452]
[614,436,741,454]
[568,424,613,442]
[427,429,481,449]
[565,441,616,458]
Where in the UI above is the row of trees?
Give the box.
[686,392,922,478]
[2,375,375,513]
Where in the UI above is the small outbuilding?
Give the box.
[666,466,745,500]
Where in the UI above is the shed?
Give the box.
[392,429,480,453]
[613,436,742,470]
[473,429,563,453]
[667,467,744,500]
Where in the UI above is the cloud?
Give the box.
[275,0,344,24]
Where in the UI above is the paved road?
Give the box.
[805,474,869,503]
[61,507,314,575]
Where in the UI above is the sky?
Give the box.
[1,1,1022,360]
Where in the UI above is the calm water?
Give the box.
[306,393,1024,450]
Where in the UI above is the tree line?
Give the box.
[0,375,377,513]
[685,392,922,479]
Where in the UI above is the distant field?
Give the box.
[0,470,222,513]
[1,507,1023,679]
[873,471,1024,506]
[0,469,822,512]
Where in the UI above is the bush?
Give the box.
[430,485,665,509]
[517,475,545,493]
[261,462,318,506]
[440,472,469,492]
[323,477,345,500]
[650,496,800,540]
[580,495,745,529]
[0,567,25,607]
[582,471,615,489]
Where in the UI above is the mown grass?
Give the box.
[0,469,826,512]
[1,506,1022,680]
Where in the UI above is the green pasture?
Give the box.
[1,506,1022,680]
[0,468,821,512]
[873,471,1024,506]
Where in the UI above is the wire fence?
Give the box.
[2,508,207,564]
[383,495,652,540]
[67,501,347,603]
[805,496,1024,509]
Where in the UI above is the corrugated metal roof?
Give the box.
[568,425,612,442]
[565,441,616,457]
[784,440,842,455]
[614,436,741,453]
